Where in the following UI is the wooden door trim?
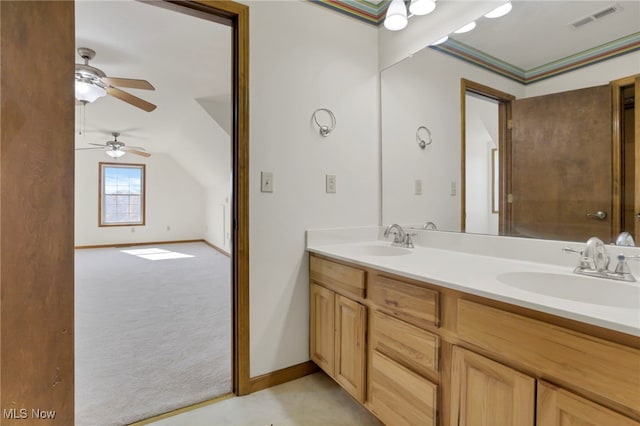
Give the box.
[460,79,515,234]
[151,0,251,396]
[611,73,640,240]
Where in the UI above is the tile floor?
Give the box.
[148,372,382,426]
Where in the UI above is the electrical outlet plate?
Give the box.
[261,172,273,193]
[326,174,336,193]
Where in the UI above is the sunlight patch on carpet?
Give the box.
[121,248,194,260]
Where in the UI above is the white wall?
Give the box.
[75,150,205,246]
[381,47,524,231]
[204,180,231,253]
[246,0,380,377]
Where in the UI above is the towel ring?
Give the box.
[416,126,432,149]
[312,108,336,137]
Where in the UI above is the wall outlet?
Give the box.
[326,174,337,193]
[261,171,274,193]
[450,181,457,196]
[415,179,422,195]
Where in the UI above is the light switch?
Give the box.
[450,181,457,196]
[326,174,336,193]
[261,171,273,193]
[415,179,422,195]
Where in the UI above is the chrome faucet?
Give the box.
[383,224,415,248]
[563,236,638,282]
[615,231,636,247]
[423,221,437,231]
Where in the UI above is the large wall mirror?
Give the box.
[381,1,639,244]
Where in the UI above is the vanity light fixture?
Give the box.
[431,35,448,46]
[384,0,409,31]
[384,0,437,31]
[484,1,512,18]
[454,21,476,33]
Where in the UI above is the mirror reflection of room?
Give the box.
[381,1,639,244]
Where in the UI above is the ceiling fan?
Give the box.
[76,132,151,158]
[75,47,157,112]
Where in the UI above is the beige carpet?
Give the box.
[75,242,231,426]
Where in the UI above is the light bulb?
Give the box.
[484,2,512,18]
[454,21,476,33]
[409,0,436,16]
[431,35,448,46]
[384,0,408,31]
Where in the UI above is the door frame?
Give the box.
[611,73,639,241]
[460,79,515,235]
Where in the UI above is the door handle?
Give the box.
[586,211,607,220]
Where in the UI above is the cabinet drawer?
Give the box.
[371,310,439,377]
[369,350,437,426]
[310,255,365,299]
[371,275,439,328]
[457,299,640,417]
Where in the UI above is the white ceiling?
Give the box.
[450,1,640,70]
[75,0,232,187]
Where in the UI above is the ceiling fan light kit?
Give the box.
[74,47,157,112]
[106,148,126,158]
[75,79,106,103]
[76,132,151,159]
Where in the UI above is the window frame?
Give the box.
[98,162,146,227]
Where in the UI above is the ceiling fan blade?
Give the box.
[88,143,108,147]
[106,87,157,112]
[75,147,104,150]
[102,77,155,91]
[124,148,151,158]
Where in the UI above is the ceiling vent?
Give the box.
[570,3,622,29]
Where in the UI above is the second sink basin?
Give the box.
[497,271,640,309]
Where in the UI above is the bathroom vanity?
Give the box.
[307,229,640,426]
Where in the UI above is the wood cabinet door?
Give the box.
[334,294,367,402]
[450,346,535,426]
[537,381,640,426]
[310,283,335,376]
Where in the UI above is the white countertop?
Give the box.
[306,228,640,337]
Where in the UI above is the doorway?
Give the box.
[460,79,514,235]
[73,0,249,424]
[612,74,639,244]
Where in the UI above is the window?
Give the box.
[99,163,145,226]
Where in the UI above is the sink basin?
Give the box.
[346,243,412,257]
[497,271,640,309]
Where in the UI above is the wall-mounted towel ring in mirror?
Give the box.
[312,108,336,137]
[416,126,432,149]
